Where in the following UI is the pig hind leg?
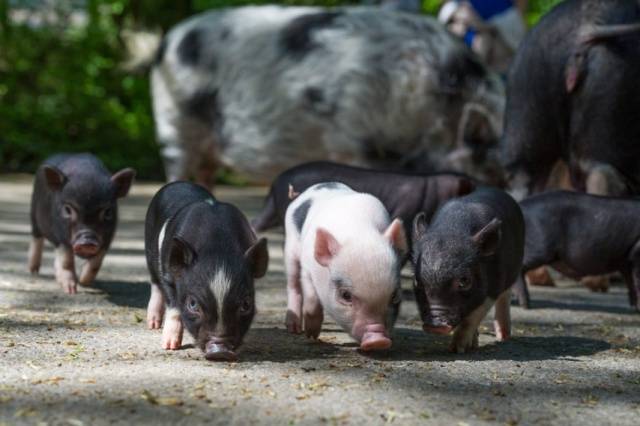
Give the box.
[493,288,511,341]
[147,283,165,330]
[284,234,303,334]
[28,237,44,275]
[54,245,77,294]
[512,272,531,309]
[79,250,106,286]
[580,163,625,293]
[450,298,494,353]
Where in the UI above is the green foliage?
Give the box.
[0,0,562,180]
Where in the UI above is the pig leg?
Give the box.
[28,237,44,275]
[162,307,183,350]
[526,266,555,287]
[512,272,530,309]
[147,283,165,329]
[579,164,622,294]
[301,276,324,339]
[450,298,494,354]
[493,289,511,341]
[78,250,106,286]
[54,246,77,294]
[284,235,303,334]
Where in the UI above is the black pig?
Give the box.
[412,187,524,353]
[251,161,475,254]
[29,154,135,294]
[144,182,268,361]
[512,191,640,311]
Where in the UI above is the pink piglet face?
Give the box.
[313,220,407,348]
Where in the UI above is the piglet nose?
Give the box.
[360,324,391,352]
[205,339,238,362]
[72,231,100,258]
[423,324,453,335]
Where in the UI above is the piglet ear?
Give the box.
[111,168,136,198]
[245,237,269,278]
[384,218,408,257]
[412,212,428,242]
[472,218,502,257]
[43,165,67,192]
[168,236,196,278]
[314,228,341,267]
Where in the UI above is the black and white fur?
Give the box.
[148,5,504,187]
[144,182,268,360]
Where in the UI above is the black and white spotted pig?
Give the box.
[144,182,268,361]
[29,154,135,294]
[148,5,504,187]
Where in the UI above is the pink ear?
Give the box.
[384,218,408,257]
[314,228,341,267]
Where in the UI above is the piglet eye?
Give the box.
[186,297,200,314]
[102,207,114,221]
[454,277,472,291]
[238,298,253,315]
[338,289,353,304]
[62,204,75,219]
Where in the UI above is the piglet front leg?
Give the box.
[285,253,303,334]
[79,250,106,286]
[450,298,494,353]
[147,283,165,329]
[162,307,184,350]
[301,278,323,339]
[54,245,78,294]
[28,237,44,275]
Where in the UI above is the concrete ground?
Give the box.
[0,177,639,426]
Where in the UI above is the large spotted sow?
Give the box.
[149,5,504,187]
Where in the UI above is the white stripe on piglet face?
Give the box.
[209,267,232,333]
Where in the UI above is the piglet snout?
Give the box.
[204,339,237,362]
[423,324,453,335]
[359,324,391,351]
[72,231,100,258]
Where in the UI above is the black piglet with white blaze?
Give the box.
[29,153,136,294]
[412,187,524,353]
[144,182,268,361]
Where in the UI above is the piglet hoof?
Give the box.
[303,312,322,340]
[582,276,609,293]
[147,292,165,330]
[494,322,510,342]
[162,327,183,350]
[526,267,555,287]
[161,312,183,350]
[147,312,164,330]
[449,331,478,354]
[58,276,78,295]
[78,275,95,287]
[29,264,40,276]
[285,310,302,334]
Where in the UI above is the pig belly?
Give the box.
[550,257,620,280]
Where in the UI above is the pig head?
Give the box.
[43,164,135,258]
[312,219,407,351]
[165,235,268,360]
[412,213,502,333]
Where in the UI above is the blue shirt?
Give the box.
[469,0,513,20]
